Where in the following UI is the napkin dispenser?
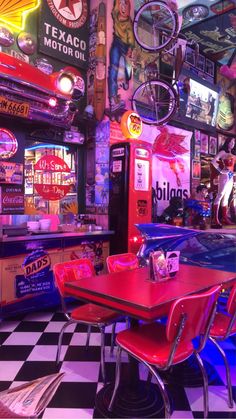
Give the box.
[149,250,180,282]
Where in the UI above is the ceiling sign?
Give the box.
[0,0,40,31]
[0,128,18,159]
[182,10,236,65]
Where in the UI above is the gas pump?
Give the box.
[109,111,152,254]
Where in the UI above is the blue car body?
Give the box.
[136,223,236,273]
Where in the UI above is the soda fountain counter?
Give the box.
[0,230,114,318]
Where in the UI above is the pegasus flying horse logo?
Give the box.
[0,0,40,31]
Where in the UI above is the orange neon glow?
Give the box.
[0,0,40,31]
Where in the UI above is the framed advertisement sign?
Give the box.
[0,162,23,184]
[39,0,89,69]
[0,185,24,214]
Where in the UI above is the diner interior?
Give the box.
[0,0,236,418]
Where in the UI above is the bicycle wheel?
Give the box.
[132,79,178,125]
[134,1,179,52]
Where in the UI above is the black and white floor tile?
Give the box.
[0,305,235,418]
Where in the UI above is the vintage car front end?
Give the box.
[0,52,84,127]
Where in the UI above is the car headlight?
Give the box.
[58,73,75,95]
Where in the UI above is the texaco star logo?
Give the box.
[47,0,88,28]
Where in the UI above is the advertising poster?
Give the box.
[39,0,89,69]
[141,124,192,216]
[16,249,54,298]
[0,185,24,214]
[105,0,134,120]
[0,162,23,184]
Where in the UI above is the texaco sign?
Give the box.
[47,0,88,29]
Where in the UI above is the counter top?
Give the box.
[0,230,114,242]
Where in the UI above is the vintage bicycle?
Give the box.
[132,0,198,125]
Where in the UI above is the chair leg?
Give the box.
[110,323,116,356]
[209,337,234,409]
[85,325,92,350]
[195,352,209,419]
[56,320,75,365]
[108,346,122,412]
[145,363,171,419]
[100,326,106,384]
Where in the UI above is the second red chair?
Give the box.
[53,258,120,383]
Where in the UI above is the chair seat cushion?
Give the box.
[71,303,119,324]
[210,312,236,337]
[116,322,194,367]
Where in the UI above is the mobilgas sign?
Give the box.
[39,0,89,69]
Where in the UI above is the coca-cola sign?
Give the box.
[0,185,24,214]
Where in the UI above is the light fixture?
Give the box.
[183,4,209,22]
[48,97,57,108]
[58,74,75,95]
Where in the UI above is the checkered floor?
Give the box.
[0,303,235,418]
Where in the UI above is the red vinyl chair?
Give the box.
[106,253,139,354]
[209,282,236,408]
[106,253,139,273]
[53,258,120,383]
[108,285,221,418]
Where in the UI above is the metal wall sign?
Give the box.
[38,0,89,70]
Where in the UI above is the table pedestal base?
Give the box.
[94,381,171,418]
[160,357,217,387]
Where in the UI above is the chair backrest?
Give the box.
[53,258,95,297]
[227,282,236,316]
[106,253,139,273]
[166,285,221,343]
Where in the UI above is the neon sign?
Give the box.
[0,0,40,31]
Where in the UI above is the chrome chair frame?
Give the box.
[109,287,220,418]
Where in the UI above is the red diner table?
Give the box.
[65,264,235,418]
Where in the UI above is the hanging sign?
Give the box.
[34,155,71,201]
[39,0,89,69]
[0,128,18,159]
[120,111,143,139]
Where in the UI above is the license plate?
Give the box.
[0,96,29,118]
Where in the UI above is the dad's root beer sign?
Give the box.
[16,248,54,298]
[39,0,89,69]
